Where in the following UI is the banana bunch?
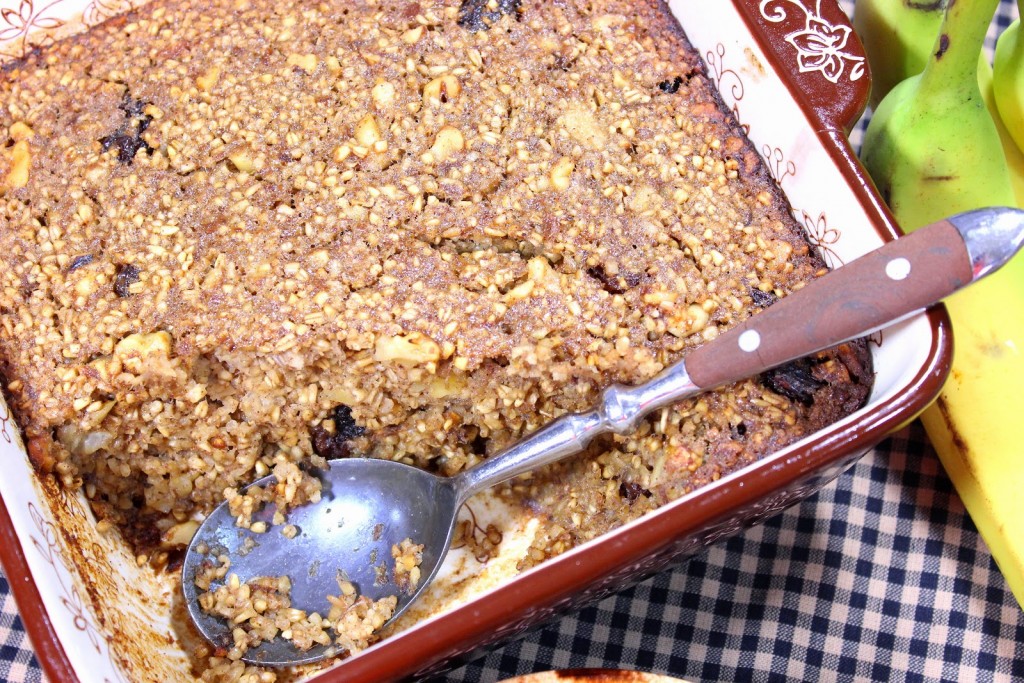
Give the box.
[855,0,1024,202]
[858,0,1024,611]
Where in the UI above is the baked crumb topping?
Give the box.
[0,0,870,608]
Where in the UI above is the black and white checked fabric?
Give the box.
[0,574,43,683]
[2,1,1023,682]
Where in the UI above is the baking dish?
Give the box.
[0,0,952,681]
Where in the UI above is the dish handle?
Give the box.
[736,0,871,134]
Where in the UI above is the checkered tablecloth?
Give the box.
[3,1,1024,682]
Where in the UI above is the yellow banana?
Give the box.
[920,257,1024,610]
[853,0,946,109]
[860,0,1024,610]
[980,58,1024,205]
[993,13,1024,155]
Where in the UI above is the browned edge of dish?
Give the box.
[0,1,955,682]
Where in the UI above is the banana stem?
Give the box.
[916,0,1001,102]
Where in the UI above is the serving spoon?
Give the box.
[182,208,1024,667]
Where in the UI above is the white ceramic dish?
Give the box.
[0,1,951,681]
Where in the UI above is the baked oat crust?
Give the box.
[0,0,871,571]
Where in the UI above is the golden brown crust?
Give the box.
[0,0,871,562]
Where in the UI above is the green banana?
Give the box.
[993,10,1024,154]
[861,0,1015,227]
[860,0,1024,610]
[851,0,1024,202]
[853,0,946,109]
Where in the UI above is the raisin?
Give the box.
[762,358,825,405]
[117,92,148,118]
[100,130,153,164]
[311,404,366,459]
[657,75,684,94]
[68,254,94,271]
[750,288,778,308]
[114,264,140,297]
[619,481,652,503]
[587,265,641,294]
[311,426,349,459]
[164,547,187,572]
[99,91,154,165]
[333,404,365,441]
[119,510,164,553]
[457,0,521,32]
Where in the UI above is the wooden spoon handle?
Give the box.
[685,217,974,389]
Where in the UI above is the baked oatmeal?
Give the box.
[0,0,872,673]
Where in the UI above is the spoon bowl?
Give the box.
[182,459,460,666]
[181,208,1024,668]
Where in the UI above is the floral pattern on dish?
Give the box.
[28,501,129,683]
[759,0,866,84]
[707,37,852,276]
[0,0,149,61]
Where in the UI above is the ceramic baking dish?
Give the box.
[0,0,952,681]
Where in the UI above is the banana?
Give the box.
[860,0,1024,610]
[980,58,1024,205]
[860,0,1015,227]
[851,0,1024,202]
[994,12,1024,154]
[920,257,1024,611]
[853,0,945,109]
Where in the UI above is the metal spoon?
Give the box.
[182,208,1024,667]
